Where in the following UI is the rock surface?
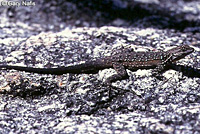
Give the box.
[0,0,200,133]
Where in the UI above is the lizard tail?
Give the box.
[0,60,112,75]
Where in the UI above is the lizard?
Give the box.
[0,45,194,85]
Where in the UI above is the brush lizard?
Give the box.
[0,45,194,84]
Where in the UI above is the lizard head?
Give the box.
[168,45,194,62]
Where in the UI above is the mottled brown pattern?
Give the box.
[0,45,194,84]
[122,60,162,68]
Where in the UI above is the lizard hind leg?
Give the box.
[104,62,129,85]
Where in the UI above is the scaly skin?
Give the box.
[0,45,194,84]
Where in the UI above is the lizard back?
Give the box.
[111,51,171,70]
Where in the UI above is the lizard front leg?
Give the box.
[152,64,166,80]
[104,62,129,85]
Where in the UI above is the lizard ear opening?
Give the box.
[181,45,190,51]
